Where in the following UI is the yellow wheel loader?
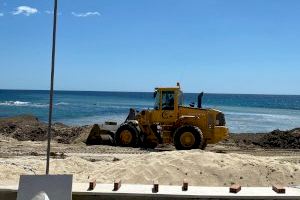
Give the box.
[111,83,229,150]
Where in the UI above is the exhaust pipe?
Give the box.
[197,92,204,108]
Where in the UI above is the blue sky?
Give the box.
[0,0,300,94]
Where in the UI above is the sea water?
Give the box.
[0,89,300,133]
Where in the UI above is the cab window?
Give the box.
[154,91,160,110]
[162,91,175,110]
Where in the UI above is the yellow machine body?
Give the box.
[131,84,229,149]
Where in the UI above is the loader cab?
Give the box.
[153,88,182,110]
[152,85,183,123]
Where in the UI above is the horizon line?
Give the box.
[0,88,300,96]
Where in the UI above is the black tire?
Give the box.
[115,123,139,147]
[173,125,203,150]
[144,140,158,149]
[140,134,158,149]
[200,141,207,150]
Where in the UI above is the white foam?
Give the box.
[0,100,73,108]
[30,103,48,108]
[55,102,69,106]
[0,101,48,108]
[0,101,30,106]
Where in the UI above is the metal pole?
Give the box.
[46,0,58,175]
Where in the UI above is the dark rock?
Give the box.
[30,152,39,156]
[0,115,87,144]
[228,128,300,149]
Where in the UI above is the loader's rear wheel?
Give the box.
[115,123,139,147]
[173,125,203,150]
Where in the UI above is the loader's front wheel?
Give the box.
[115,123,139,147]
[173,125,203,150]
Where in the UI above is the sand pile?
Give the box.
[0,150,299,186]
[0,115,87,144]
[254,129,300,149]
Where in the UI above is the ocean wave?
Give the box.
[225,112,298,123]
[0,101,71,107]
[0,101,30,106]
[31,103,48,108]
[55,102,69,105]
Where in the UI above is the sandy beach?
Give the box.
[0,115,299,187]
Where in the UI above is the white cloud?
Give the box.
[12,6,38,16]
[71,11,100,17]
[0,13,4,17]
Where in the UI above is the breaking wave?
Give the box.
[0,101,70,107]
[0,101,30,106]
[55,102,70,105]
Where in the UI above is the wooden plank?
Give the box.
[229,184,241,193]
[88,179,96,191]
[152,180,159,193]
[113,179,121,191]
[272,185,285,194]
[182,179,188,191]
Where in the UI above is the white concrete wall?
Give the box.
[1,184,300,200]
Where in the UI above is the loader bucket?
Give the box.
[86,124,114,145]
